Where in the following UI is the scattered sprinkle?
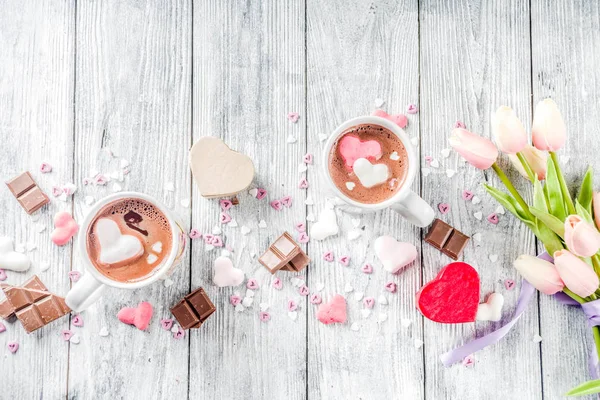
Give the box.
[489,254,498,263]
[414,339,424,348]
[407,104,418,114]
[348,230,361,241]
[310,294,322,305]
[323,251,334,262]
[438,203,450,214]
[487,213,499,224]
[361,264,373,274]
[270,200,282,211]
[298,178,309,189]
[246,279,259,290]
[344,283,354,293]
[377,313,388,323]
[259,312,271,322]
[455,121,466,129]
[281,196,293,208]
[287,299,298,312]
[533,334,542,343]
[165,182,175,192]
[230,295,242,306]
[339,255,350,267]
[363,297,375,308]
[298,285,310,296]
[298,232,309,243]
[160,319,174,330]
[303,153,313,164]
[446,169,456,178]
[346,182,355,191]
[189,229,202,239]
[462,355,475,367]
[62,330,74,341]
[287,136,298,144]
[504,279,515,290]
[401,318,412,328]
[272,278,283,290]
[474,211,483,220]
[40,163,52,173]
[354,292,364,301]
[385,282,397,293]
[288,311,298,321]
[318,134,328,142]
[422,168,431,177]
[98,327,109,337]
[72,314,84,327]
[241,226,251,235]
[258,220,267,229]
[287,112,300,123]
[7,341,19,353]
[378,294,388,305]
[440,148,451,158]
[220,212,232,224]
[68,271,81,282]
[374,98,385,107]
[472,196,481,205]
[462,190,474,201]
[390,152,400,161]
[495,205,505,215]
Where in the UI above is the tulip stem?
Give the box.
[593,327,600,372]
[491,163,534,219]
[550,151,576,215]
[517,152,536,183]
[563,288,586,304]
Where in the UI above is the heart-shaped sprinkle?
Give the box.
[173,326,185,340]
[323,251,334,262]
[211,236,223,247]
[298,285,310,296]
[495,205,505,215]
[378,294,388,305]
[98,327,109,337]
[472,196,481,205]
[385,282,397,293]
[346,182,355,191]
[68,271,81,282]
[348,230,361,241]
[462,190,474,201]
[401,318,412,327]
[280,196,293,208]
[455,121,466,129]
[354,292,364,301]
[446,169,456,178]
[504,279,515,290]
[303,153,313,164]
[270,200,282,211]
[40,162,53,173]
[256,188,267,200]
[472,232,482,242]
[299,163,308,173]
[220,199,233,211]
[230,295,242,306]
[203,234,214,244]
[272,278,283,290]
[298,178,309,189]
[94,174,108,186]
[72,314,84,327]
[51,212,79,246]
[489,254,498,263]
[374,98,385,107]
[52,186,64,197]
[287,299,298,312]
[438,203,450,214]
[297,232,309,243]
[258,220,268,229]
[474,211,483,220]
[220,212,232,224]
[295,222,306,233]
[160,319,174,330]
[339,256,350,267]
[407,104,418,114]
[259,312,271,322]
[430,159,439,168]
[246,279,259,290]
[288,112,299,123]
[117,302,153,331]
[487,213,499,224]
[361,264,373,274]
[378,313,388,323]
[363,297,375,309]
[0,269,6,281]
[390,152,400,161]
[463,355,475,367]
[372,109,408,129]
[425,156,433,164]
[344,283,354,293]
[422,168,431,177]
[310,293,322,305]
[287,136,297,144]
[61,330,74,341]
[441,148,451,158]
[7,342,18,353]
[361,309,372,319]
[533,334,542,343]
[189,229,202,239]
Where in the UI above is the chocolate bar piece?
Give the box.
[424,219,470,260]
[258,232,310,274]
[170,287,215,330]
[5,172,50,214]
[0,275,48,320]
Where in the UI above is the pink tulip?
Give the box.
[513,255,564,295]
[492,106,527,154]
[507,145,547,181]
[532,98,566,151]
[554,249,599,298]
[594,192,600,231]
[448,128,498,170]
[564,215,600,257]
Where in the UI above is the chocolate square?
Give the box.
[5,172,36,197]
[19,186,50,214]
[186,288,216,321]
[171,301,201,329]
[441,230,470,260]
[424,219,453,249]
[170,287,215,330]
[259,232,310,274]
[16,306,45,333]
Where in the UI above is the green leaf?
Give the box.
[484,184,534,228]
[566,379,600,397]
[578,166,594,213]
[576,200,595,225]
[536,223,564,255]
[545,156,567,221]
[551,151,577,214]
[530,207,565,238]
[533,175,548,212]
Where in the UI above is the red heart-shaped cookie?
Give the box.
[416,262,480,323]
[338,135,382,170]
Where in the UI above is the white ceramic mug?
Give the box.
[322,116,435,227]
[65,192,186,312]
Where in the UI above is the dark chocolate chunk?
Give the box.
[425,219,470,260]
[170,287,215,330]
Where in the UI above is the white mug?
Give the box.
[65,192,186,312]
[322,116,434,227]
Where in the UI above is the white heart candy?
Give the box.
[258,220,267,229]
[422,168,431,177]
[241,226,251,235]
[306,213,315,222]
[489,254,498,263]
[446,169,456,178]
[401,318,412,328]
[410,137,419,147]
[259,303,269,312]
[242,297,253,307]
[430,159,440,168]
[533,334,543,343]
[350,322,360,331]
[213,256,244,287]
[288,311,298,321]
[95,219,144,266]
[472,232,482,242]
[287,136,297,144]
[298,163,308,173]
[476,293,504,322]
[354,292,364,301]
[495,205,505,215]
[147,254,158,264]
[474,211,483,220]
[318,134,328,142]
[347,229,361,241]
[311,208,338,240]
[248,188,258,198]
[98,327,110,337]
[441,148,451,158]
[345,182,355,191]
[235,304,246,312]
[361,309,371,319]
[414,339,424,348]
[351,218,361,227]
[152,242,163,254]
[390,152,400,161]
[374,236,417,274]
[70,334,80,344]
[344,283,354,293]
[353,158,389,188]
[472,196,481,205]
[377,313,388,323]
[378,294,388,305]
[0,237,31,272]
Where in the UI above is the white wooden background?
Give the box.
[1,1,600,399]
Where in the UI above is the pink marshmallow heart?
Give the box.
[160,319,174,330]
[361,264,373,274]
[69,271,81,282]
[462,190,474,201]
[52,186,64,197]
[0,269,7,281]
[455,121,466,129]
[310,294,322,305]
[374,236,417,274]
[298,178,309,189]
[117,301,153,331]
[51,212,79,246]
[339,256,350,267]
[189,229,202,239]
[61,329,74,341]
[295,222,306,233]
[372,109,408,129]
[280,196,293,208]
[210,236,223,247]
[230,295,242,306]
[303,153,313,164]
[487,213,499,224]
[259,312,271,322]
[0,322,6,333]
[407,104,419,114]
[247,279,259,290]
[323,251,334,262]
[40,162,53,173]
[287,299,298,312]
[220,199,232,211]
[287,112,300,123]
[438,203,450,214]
[270,200,282,211]
[256,188,267,200]
[173,326,185,340]
[297,233,309,244]
[7,341,19,353]
[272,277,283,290]
[72,314,84,327]
[385,282,397,293]
[317,294,347,325]
[363,297,375,309]
[220,212,232,224]
[338,134,383,170]
[504,279,515,291]
[298,285,310,296]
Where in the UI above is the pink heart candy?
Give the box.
[487,213,499,224]
[317,295,347,325]
[297,233,309,244]
[385,282,397,293]
[462,355,475,367]
[0,269,7,281]
[361,264,373,274]
[40,162,53,173]
[270,200,282,211]
[310,294,322,305]
[51,212,79,246]
[462,190,474,201]
[0,322,5,333]
[259,312,271,322]
[280,196,293,208]
[438,203,450,214]
[173,326,185,340]
[295,222,306,233]
[61,329,74,341]
[82,177,91,185]
[220,199,232,211]
[287,112,300,123]
[256,188,267,200]
[72,314,84,327]
[160,319,174,330]
[247,279,259,290]
[504,279,515,291]
[220,212,232,224]
[230,295,242,306]
[7,341,19,353]
[298,285,310,296]
[323,251,334,262]
[93,174,108,186]
[407,104,418,114]
[339,256,350,267]
[272,278,283,290]
[287,299,298,312]
[455,121,466,129]
[298,178,309,189]
[338,134,382,170]
[189,229,202,239]
[69,271,81,282]
[372,109,408,129]
[210,236,223,247]
[303,153,313,164]
[363,297,375,309]
[52,186,64,197]
[117,301,153,331]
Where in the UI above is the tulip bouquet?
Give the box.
[450,99,600,396]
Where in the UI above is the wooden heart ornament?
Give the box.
[416,262,480,323]
[189,137,255,198]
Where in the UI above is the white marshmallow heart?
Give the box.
[151,242,163,254]
[95,219,144,266]
[353,158,389,188]
[0,237,31,272]
[374,236,417,274]
[476,293,504,322]
[212,256,244,287]
[311,208,339,240]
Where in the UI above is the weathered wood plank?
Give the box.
[420,0,542,398]
[68,1,192,398]
[0,1,74,398]
[190,1,307,399]
[306,1,424,398]
[532,1,600,398]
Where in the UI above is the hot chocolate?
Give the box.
[328,124,409,204]
[86,198,173,283]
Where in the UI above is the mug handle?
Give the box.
[65,273,107,312]
[390,190,435,227]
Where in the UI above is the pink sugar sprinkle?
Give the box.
[455,121,466,129]
[189,229,202,239]
[385,282,397,293]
